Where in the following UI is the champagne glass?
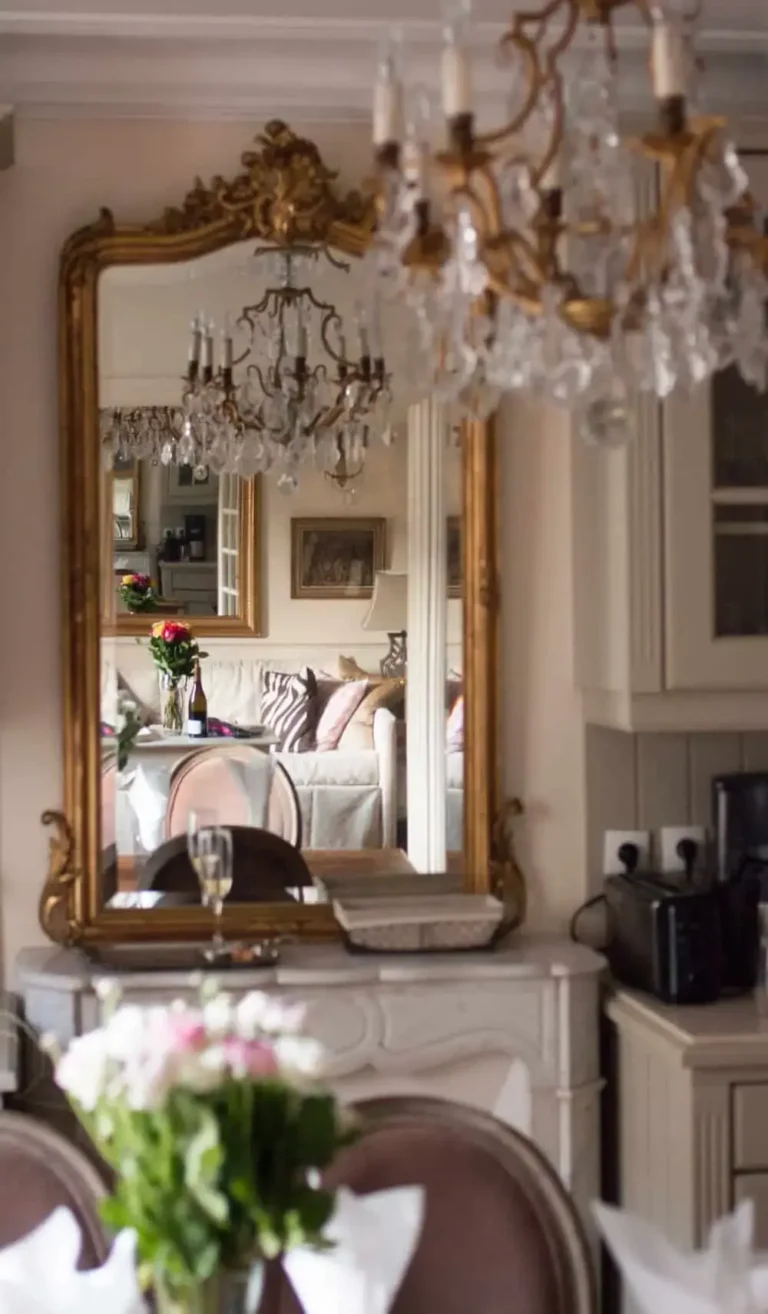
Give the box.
[187,811,233,956]
[186,807,217,883]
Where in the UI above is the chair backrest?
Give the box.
[140,825,314,901]
[262,1095,595,1314]
[165,745,302,849]
[0,1111,109,1267]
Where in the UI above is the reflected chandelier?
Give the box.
[371,0,768,445]
[103,247,393,489]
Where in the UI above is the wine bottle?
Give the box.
[187,659,208,738]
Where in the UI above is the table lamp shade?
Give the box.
[362,572,408,632]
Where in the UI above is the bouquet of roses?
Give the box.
[119,574,157,614]
[49,983,354,1309]
[148,621,207,683]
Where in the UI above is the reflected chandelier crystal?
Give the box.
[371,0,768,445]
[103,247,393,489]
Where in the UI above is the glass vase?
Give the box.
[154,1266,265,1314]
[159,674,186,734]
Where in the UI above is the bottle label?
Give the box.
[186,719,205,737]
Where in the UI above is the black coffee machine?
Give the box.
[713,772,768,989]
[604,773,763,1003]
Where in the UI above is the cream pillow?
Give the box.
[338,680,405,752]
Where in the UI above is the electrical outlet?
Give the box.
[659,825,707,873]
[603,829,651,877]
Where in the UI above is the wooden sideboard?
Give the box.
[17,938,605,1246]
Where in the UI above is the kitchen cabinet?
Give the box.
[574,151,768,733]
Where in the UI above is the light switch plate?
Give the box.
[659,825,708,873]
[603,829,651,877]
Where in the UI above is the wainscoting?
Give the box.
[586,726,768,892]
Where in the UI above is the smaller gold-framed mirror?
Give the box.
[112,458,141,550]
[44,121,519,948]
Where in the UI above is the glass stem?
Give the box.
[212,898,224,947]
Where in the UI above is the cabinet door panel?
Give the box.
[664,152,768,690]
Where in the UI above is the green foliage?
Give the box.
[116,702,142,772]
[79,1079,355,1304]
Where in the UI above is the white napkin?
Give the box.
[283,1186,425,1314]
[594,1199,762,1314]
[0,1207,145,1314]
[125,764,168,854]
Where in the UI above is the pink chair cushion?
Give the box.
[166,748,299,847]
[101,761,116,849]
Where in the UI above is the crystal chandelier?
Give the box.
[103,247,393,488]
[371,0,768,445]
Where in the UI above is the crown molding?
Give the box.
[0,12,765,122]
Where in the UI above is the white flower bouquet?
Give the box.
[48,983,354,1310]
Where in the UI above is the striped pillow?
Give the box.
[261,667,317,752]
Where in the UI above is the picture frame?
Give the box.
[447,515,462,599]
[291,517,386,599]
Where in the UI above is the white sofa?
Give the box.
[102,654,398,850]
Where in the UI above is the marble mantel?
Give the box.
[16,937,605,1235]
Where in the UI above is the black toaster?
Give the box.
[605,872,724,1005]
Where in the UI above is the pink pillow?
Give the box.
[315,680,369,752]
[446,693,464,752]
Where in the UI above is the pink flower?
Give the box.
[223,1038,280,1080]
[166,1014,207,1054]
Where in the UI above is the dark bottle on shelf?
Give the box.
[186,660,208,738]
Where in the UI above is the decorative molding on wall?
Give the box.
[407,398,447,873]
[0,14,765,120]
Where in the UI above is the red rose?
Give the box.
[162,622,191,644]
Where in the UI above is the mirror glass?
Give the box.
[97,239,465,916]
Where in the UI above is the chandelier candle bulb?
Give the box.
[188,317,201,366]
[202,325,213,370]
[441,34,472,119]
[221,323,233,371]
[373,57,403,148]
[540,154,562,192]
[651,18,688,100]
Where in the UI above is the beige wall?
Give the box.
[500,395,589,930]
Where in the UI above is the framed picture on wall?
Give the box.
[291,518,387,600]
[447,516,462,599]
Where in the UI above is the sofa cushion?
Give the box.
[446,693,464,752]
[315,679,369,752]
[338,679,405,752]
[276,751,380,788]
[261,667,317,752]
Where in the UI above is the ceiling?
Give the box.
[0,0,765,38]
[0,1,765,120]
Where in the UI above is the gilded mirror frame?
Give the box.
[44,120,521,946]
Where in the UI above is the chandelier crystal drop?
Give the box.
[102,247,394,486]
[370,0,768,445]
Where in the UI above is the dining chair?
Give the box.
[262,1095,596,1314]
[165,744,302,849]
[0,1111,109,1266]
[140,825,314,902]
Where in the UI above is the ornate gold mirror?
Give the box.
[45,121,516,947]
